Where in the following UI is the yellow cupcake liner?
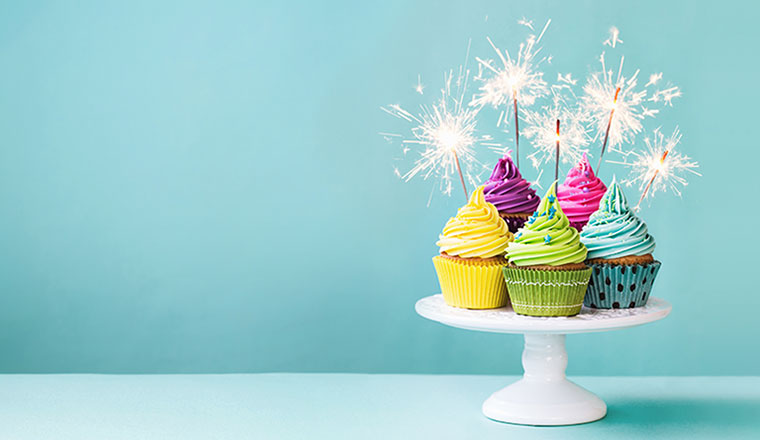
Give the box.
[432,255,509,309]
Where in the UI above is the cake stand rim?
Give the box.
[415,294,671,334]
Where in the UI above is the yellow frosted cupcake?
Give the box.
[433,185,513,309]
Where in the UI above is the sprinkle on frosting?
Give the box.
[483,154,540,214]
[557,153,607,228]
[506,181,588,266]
[580,178,656,259]
[437,185,513,258]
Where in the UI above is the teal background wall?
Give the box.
[0,0,756,375]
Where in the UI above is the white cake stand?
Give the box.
[415,294,671,426]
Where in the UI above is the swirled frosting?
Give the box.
[436,185,513,258]
[580,179,656,259]
[483,154,540,214]
[506,181,588,266]
[557,153,607,228]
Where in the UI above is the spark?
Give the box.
[531,168,545,189]
[414,74,425,95]
[518,17,534,30]
[557,72,577,86]
[649,85,682,106]
[581,53,652,154]
[524,89,590,169]
[646,72,662,87]
[603,26,623,48]
[381,64,497,200]
[471,20,551,115]
[609,127,700,207]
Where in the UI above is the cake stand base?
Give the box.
[415,295,672,426]
[482,333,606,426]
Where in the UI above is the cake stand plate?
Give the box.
[415,294,671,426]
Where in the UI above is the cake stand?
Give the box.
[415,294,671,426]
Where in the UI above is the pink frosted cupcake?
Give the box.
[483,154,540,233]
[557,153,607,231]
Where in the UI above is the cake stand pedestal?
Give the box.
[415,294,671,426]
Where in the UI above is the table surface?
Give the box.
[0,374,758,439]
[416,295,672,334]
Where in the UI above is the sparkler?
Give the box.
[523,89,590,172]
[555,119,560,181]
[581,53,653,172]
[636,149,669,209]
[471,19,551,168]
[381,62,500,201]
[583,27,682,174]
[597,86,621,172]
[608,127,700,209]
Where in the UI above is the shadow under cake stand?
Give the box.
[415,294,671,426]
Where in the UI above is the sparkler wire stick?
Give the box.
[513,91,520,168]
[555,119,560,181]
[635,149,669,209]
[453,152,468,200]
[596,86,621,173]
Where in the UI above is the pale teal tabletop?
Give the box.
[0,374,758,439]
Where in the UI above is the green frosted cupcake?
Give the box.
[503,181,592,317]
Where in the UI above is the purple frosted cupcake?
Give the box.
[483,154,540,233]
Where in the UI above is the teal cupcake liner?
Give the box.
[584,261,661,309]
[502,266,592,317]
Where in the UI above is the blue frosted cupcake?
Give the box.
[579,179,661,309]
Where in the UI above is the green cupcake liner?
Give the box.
[502,266,592,317]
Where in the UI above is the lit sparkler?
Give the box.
[524,89,590,173]
[555,119,560,180]
[608,127,700,209]
[581,52,652,172]
[381,65,500,201]
[471,19,551,168]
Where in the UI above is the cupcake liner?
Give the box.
[584,261,661,309]
[432,256,509,309]
[502,266,592,317]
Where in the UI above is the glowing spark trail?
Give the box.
[646,72,662,87]
[604,27,623,48]
[649,85,681,106]
[382,64,498,201]
[608,127,700,209]
[557,72,577,86]
[518,17,534,30]
[471,19,551,168]
[524,90,590,172]
[415,74,425,95]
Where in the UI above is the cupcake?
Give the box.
[557,153,607,231]
[503,182,592,317]
[580,178,661,309]
[433,185,513,309]
[483,154,540,233]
